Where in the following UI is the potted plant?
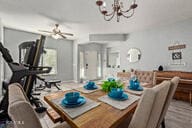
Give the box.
[101,79,123,92]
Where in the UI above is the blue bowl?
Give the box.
[65,92,80,103]
[129,80,140,90]
[108,78,115,82]
[86,81,96,89]
[109,88,123,98]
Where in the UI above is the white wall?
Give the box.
[104,18,192,76]
[73,40,78,82]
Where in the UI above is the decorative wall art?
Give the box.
[172,52,182,60]
[168,43,186,65]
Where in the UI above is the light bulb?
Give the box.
[103,1,106,7]
[52,34,60,39]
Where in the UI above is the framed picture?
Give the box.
[172,52,182,60]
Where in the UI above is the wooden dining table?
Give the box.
[44,90,138,128]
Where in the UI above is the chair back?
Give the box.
[8,83,42,128]
[128,80,171,128]
[156,77,180,128]
[8,83,29,104]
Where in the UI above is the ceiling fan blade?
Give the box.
[39,30,53,33]
[58,33,66,39]
[61,32,74,36]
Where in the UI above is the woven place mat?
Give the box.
[74,86,101,94]
[98,93,140,110]
[52,97,100,119]
[124,87,145,96]
[124,83,146,96]
[60,83,84,89]
[95,81,103,85]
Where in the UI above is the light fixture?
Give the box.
[96,0,138,22]
[51,34,60,39]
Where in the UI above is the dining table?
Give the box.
[44,88,139,128]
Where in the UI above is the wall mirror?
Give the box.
[127,48,141,63]
[107,48,120,68]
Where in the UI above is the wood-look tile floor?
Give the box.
[1,83,191,128]
[164,100,192,128]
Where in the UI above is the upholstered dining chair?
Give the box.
[128,80,171,128]
[8,83,70,128]
[157,77,180,128]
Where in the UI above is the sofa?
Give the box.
[117,70,156,88]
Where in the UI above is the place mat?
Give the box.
[95,81,104,85]
[52,97,100,119]
[60,83,84,89]
[98,93,140,110]
[74,86,101,94]
[125,82,150,87]
[124,87,145,96]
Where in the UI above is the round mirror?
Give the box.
[127,48,141,63]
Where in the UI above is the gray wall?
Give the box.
[104,18,192,75]
[4,28,74,81]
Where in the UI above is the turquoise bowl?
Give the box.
[65,92,80,103]
[109,88,123,98]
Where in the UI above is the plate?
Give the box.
[84,85,98,90]
[128,86,143,91]
[61,96,86,108]
[108,93,128,101]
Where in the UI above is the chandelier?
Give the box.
[96,0,138,22]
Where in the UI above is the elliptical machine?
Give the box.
[0,35,51,120]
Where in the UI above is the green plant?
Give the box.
[101,80,123,92]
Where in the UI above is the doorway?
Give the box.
[79,50,102,81]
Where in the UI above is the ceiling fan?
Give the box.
[39,24,73,39]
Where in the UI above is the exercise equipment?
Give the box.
[19,39,62,91]
[0,35,51,120]
[44,80,61,90]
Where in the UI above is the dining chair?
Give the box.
[157,77,180,128]
[8,83,71,128]
[128,80,171,128]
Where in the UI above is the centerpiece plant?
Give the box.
[101,79,123,92]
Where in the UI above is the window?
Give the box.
[41,48,57,75]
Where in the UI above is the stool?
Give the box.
[45,80,61,90]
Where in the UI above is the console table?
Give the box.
[155,71,192,105]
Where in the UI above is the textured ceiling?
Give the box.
[0,0,192,41]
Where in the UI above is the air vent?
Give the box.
[89,34,128,42]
